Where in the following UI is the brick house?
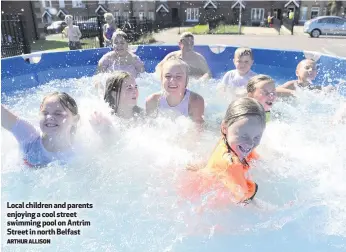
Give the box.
[155,1,298,27]
[39,0,156,24]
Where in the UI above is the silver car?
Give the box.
[304,16,346,38]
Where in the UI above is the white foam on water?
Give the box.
[1,73,346,251]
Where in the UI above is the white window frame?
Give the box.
[311,7,319,19]
[186,8,199,22]
[148,11,155,21]
[41,0,52,8]
[251,8,264,21]
[59,0,65,8]
[299,6,308,21]
[139,12,145,21]
[99,0,106,4]
[72,0,84,8]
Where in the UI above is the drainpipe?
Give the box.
[238,4,242,34]
[30,0,39,40]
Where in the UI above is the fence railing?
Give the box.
[1,14,31,58]
[68,16,155,49]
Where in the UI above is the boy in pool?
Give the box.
[179,97,266,207]
[217,47,257,97]
[1,92,80,168]
[276,59,334,97]
[247,74,277,122]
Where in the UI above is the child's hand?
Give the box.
[89,111,113,134]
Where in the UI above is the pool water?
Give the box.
[1,73,346,252]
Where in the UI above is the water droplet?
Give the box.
[31,76,34,80]
[21,9,24,11]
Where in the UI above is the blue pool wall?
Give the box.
[1,45,346,94]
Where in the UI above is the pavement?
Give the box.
[153,26,346,58]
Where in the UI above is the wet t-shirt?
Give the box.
[11,119,75,168]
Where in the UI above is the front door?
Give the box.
[172,8,179,24]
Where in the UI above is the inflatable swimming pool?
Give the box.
[1,46,346,252]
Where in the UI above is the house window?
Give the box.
[299,6,308,21]
[59,0,65,8]
[139,12,145,21]
[186,8,199,22]
[251,8,264,21]
[72,0,84,8]
[148,11,155,20]
[123,11,129,19]
[99,0,105,3]
[42,0,52,8]
[311,7,319,19]
[322,7,327,16]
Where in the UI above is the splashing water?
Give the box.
[1,73,346,252]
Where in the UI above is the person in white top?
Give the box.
[1,92,80,168]
[146,57,205,126]
[62,15,82,50]
[217,47,257,97]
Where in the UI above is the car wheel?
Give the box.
[311,29,321,38]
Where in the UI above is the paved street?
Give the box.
[153,27,346,58]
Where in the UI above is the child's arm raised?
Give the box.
[1,105,19,131]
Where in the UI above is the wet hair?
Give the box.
[156,57,190,86]
[234,47,253,60]
[296,59,316,71]
[40,92,79,138]
[247,74,275,93]
[104,71,135,114]
[112,28,127,40]
[179,32,194,41]
[223,97,266,129]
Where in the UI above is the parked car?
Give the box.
[75,18,99,38]
[46,21,67,34]
[304,16,346,38]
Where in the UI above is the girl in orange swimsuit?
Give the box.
[178,97,266,208]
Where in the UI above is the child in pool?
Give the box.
[96,29,145,78]
[1,92,80,168]
[217,47,257,97]
[146,57,205,126]
[90,71,144,134]
[180,97,266,208]
[276,59,335,97]
[247,74,277,122]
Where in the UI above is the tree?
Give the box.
[327,0,343,16]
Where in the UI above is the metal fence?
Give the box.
[1,14,30,58]
[69,15,155,49]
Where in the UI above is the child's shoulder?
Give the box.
[223,69,237,78]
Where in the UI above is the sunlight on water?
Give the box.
[1,73,346,251]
